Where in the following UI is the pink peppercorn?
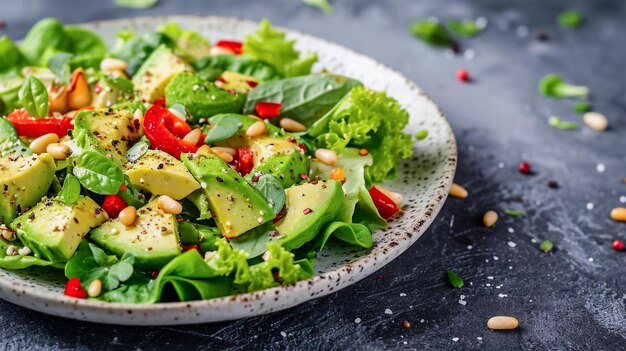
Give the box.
[612,240,624,251]
[518,162,531,174]
[456,69,470,82]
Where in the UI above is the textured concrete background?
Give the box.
[1,0,626,350]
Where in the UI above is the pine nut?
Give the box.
[183,128,202,145]
[487,316,519,330]
[610,207,626,222]
[483,210,498,227]
[17,246,31,256]
[67,68,92,110]
[358,148,369,156]
[214,150,234,163]
[197,145,212,154]
[330,168,346,183]
[212,146,236,156]
[118,206,136,227]
[48,83,68,114]
[375,185,404,206]
[449,183,468,199]
[279,118,306,132]
[29,133,59,154]
[157,195,182,215]
[583,112,608,131]
[46,143,72,160]
[210,46,235,56]
[6,245,16,256]
[100,58,128,73]
[315,148,337,166]
[88,279,102,297]
[246,121,267,138]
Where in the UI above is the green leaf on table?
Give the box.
[539,240,554,253]
[447,269,464,288]
[204,115,243,144]
[59,174,81,206]
[548,116,579,130]
[415,129,429,140]
[447,19,484,37]
[18,75,49,118]
[409,20,453,46]
[504,209,525,217]
[302,0,334,14]
[254,174,286,214]
[73,150,125,195]
[65,241,135,291]
[538,74,588,99]
[572,102,590,113]
[558,10,583,29]
[115,0,158,9]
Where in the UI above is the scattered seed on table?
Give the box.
[403,321,411,328]
[487,316,519,330]
[583,112,608,131]
[483,210,498,227]
[547,180,559,189]
[539,240,554,253]
[610,207,626,222]
[449,183,468,198]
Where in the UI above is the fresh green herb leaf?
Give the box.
[447,19,484,37]
[539,240,554,253]
[558,10,583,29]
[302,0,334,14]
[65,241,135,292]
[73,150,125,195]
[572,102,590,113]
[111,32,174,76]
[18,75,49,118]
[255,174,286,215]
[504,209,525,217]
[229,222,275,258]
[447,269,464,288]
[59,174,81,205]
[157,22,211,60]
[204,115,243,144]
[548,116,579,130]
[47,53,73,83]
[409,20,453,47]
[115,0,158,9]
[125,136,151,162]
[538,74,588,99]
[192,55,282,82]
[415,129,429,140]
[0,118,31,157]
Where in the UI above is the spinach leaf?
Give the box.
[203,114,243,144]
[296,221,372,261]
[0,118,31,157]
[18,75,49,118]
[243,74,362,127]
[125,136,151,162]
[112,32,175,76]
[254,174,285,214]
[0,36,27,75]
[20,18,70,66]
[73,150,125,195]
[64,27,107,58]
[59,174,81,206]
[65,241,135,291]
[192,55,282,82]
[229,222,275,258]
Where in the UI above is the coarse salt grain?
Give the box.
[588,257,594,262]
[507,241,517,248]
[493,256,499,260]
[459,300,467,305]
[280,331,287,338]
[498,162,505,168]
[508,227,515,233]
[354,318,362,324]
[586,202,594,210]
[384,308,393,315]
[596,163,606,173]
[516,25,529,37]
[620,196,626,203]
[452,337,459,342]
[460,295,466,300]
[498,293,508,298]
[467,245,473,250]
[487,276,494,280]
[400,293,407,297]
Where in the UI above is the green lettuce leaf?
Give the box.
[0,238,64,270]
[295,222,372,262]
[244,20,317,77]
[158,22,212,60]
[309,87,414,182]
[192,54,282,82]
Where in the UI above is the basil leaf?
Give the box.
[254,174,285,214]
[18,75,49,118]
[73,150,125,195]
[204,115,243,144]
[0,118,31,156]
[47,52,73,83]
[447,269,464,288]
[243,74,362,127]
[126,136,151,162]
[65,241,135,291]
[59,174,81,205]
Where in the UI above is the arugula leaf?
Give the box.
[409,20,453,46]
[59,174,81,206]
[18,75,49,118]
[243,74,362,127]
[558,10,583,29]
[73,151,125,195]
[447,269,464,288]
[65,241,135,291]
[302,0,334,14]
[447,19,484,37]
[125,135,151,162]
[254,175,285,215]
[203,115,243,144]
[309,86,414,182]
[115,0,158,9]
[244,20,318,77]
[192,55,282,82]
[0,118,31,157]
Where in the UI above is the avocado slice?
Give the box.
[165,73,246,121]
[125,149,200,200]
[72,109,140,166]
[0,154,56,224]
[90,200,181,270]
[275,180,343,250]
[91,75,134,109]
[181,153,275,239]
[11,196,108,263]
[132,45,193,103]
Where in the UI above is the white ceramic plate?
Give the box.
[0,16,456,325]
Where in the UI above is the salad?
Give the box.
[0,18,414,303]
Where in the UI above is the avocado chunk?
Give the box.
[165,73,246,121]
[91,75,134,109]
[72,109,140,166]
[125,149,200,200]
[217,71,258,93]
[90,200,181,270]
[11,196,108,263]
[0,154,56,224]
[132,45,193,103]
[181,153,275,239]
[275,180,343,250]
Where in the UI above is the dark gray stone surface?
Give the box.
[1,0,625,350]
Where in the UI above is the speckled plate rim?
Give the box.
[0,16,457,325]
